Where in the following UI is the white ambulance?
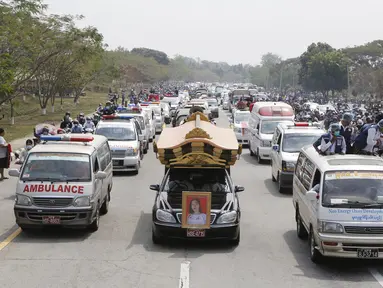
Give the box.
[8,134,113,232]
[248,102,294,163]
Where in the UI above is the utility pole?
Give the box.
[279,66,283,94]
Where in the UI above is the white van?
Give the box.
[271,122,324,193]
[248,102,294,163]
[293,146,383,262]
[141,105,156,141]
[96,116,143,174]
[9,134,113,232]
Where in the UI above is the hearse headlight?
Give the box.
[16,194,32,206]
[73,196,90,207]
[156,209,177,223]
[216,211,237,224]
[318,221,344,233]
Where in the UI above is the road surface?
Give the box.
[0,109,383,288]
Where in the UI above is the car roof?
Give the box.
[301,146,383,172]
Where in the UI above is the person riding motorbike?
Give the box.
[102,101,115,115]
[83,116,95,130]
[60,112,73,129]
[71,120,83,133]
[78,113,86,126]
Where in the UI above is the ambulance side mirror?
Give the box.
[95,171,107,180]
[8,169,20,177]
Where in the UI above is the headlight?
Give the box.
[216,211,237,224]
[156,209,177,223]
[318,221,344,233]
[282,161,295,172]
[15,194,31,206]
[73,196,90,207]
[125,148,138,156]
[261,140,271,147]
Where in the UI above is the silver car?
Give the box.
[206,98,219,118]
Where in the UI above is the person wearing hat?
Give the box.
[353,119,383,155]
[340,113,354,154]
[317,123,347,155]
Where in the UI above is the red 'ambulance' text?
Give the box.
[23,185,84,194]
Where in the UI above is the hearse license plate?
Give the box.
[42,216,61,225]
[357,249,379,258]
[186,229,205,237]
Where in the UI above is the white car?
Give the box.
[232,111,251,145]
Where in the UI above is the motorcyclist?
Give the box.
[71,119,83,133]
[102,101,115,115]
[97,103,103,114]
[78,112,86,126]
[83,116,95,130]
[60,112,72,129]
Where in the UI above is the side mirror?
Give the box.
[306,190,318,201]
[95,171,107,180]
[8,168,20,177]
[235,185,245,192]
[150,184,160,191]
[272,144,279,152]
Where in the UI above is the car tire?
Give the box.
[256,149,263,164]
[309,227,323,263]
[152,229,163,245]
[278,172,286,193]
[19,225,33,233]
[249,142,254,156]
[296,208,308,239]
[100,192,110,215]
[88,205,100,232]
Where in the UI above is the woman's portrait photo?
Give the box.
[182,191,211,229]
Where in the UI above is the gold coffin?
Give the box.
[153,112,242,167]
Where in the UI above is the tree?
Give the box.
[131,48,170,65]
[261,53,282,68]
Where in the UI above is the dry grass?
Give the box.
[0,93,107,142]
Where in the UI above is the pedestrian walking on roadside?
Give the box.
[0,128,9,180]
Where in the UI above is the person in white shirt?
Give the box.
[353,119,383,154]
[0,128,8,180]
[83,117,95,130]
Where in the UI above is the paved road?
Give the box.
[0,110,383,288]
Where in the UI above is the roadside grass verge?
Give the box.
[0,93,106,142]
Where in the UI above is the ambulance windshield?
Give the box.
[21,153,91,182]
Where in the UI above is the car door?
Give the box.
[299,158,315,225]
[293,153,306,212]
[274,132,283,177]
[271,129,280,178]
[92,153,103,203]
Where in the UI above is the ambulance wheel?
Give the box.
[271,163,276,182]
[88,206,100,232]
[100,192,110,215]
[256,149,263,164]
[296,207,308,239]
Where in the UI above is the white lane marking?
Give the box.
[369,268,383,287]
[178,261,190,288]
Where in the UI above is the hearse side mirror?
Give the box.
[8,168,20,177]
[235,185,245,192]
[150,184,160,191]
[272,144,279,152]
[95,171,107,180]
[306,190,318,201]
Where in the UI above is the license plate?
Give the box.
[357,249,379,258]
[186,229,205,237]
[42,216,61,225]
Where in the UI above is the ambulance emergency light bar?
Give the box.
[285,122,321,128]
[140,101,160,106]
[40,135,94,142]
[116,106,142,113]
[258,106,294,117]
[102,114,134,120]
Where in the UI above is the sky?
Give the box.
[44,0,383,65]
